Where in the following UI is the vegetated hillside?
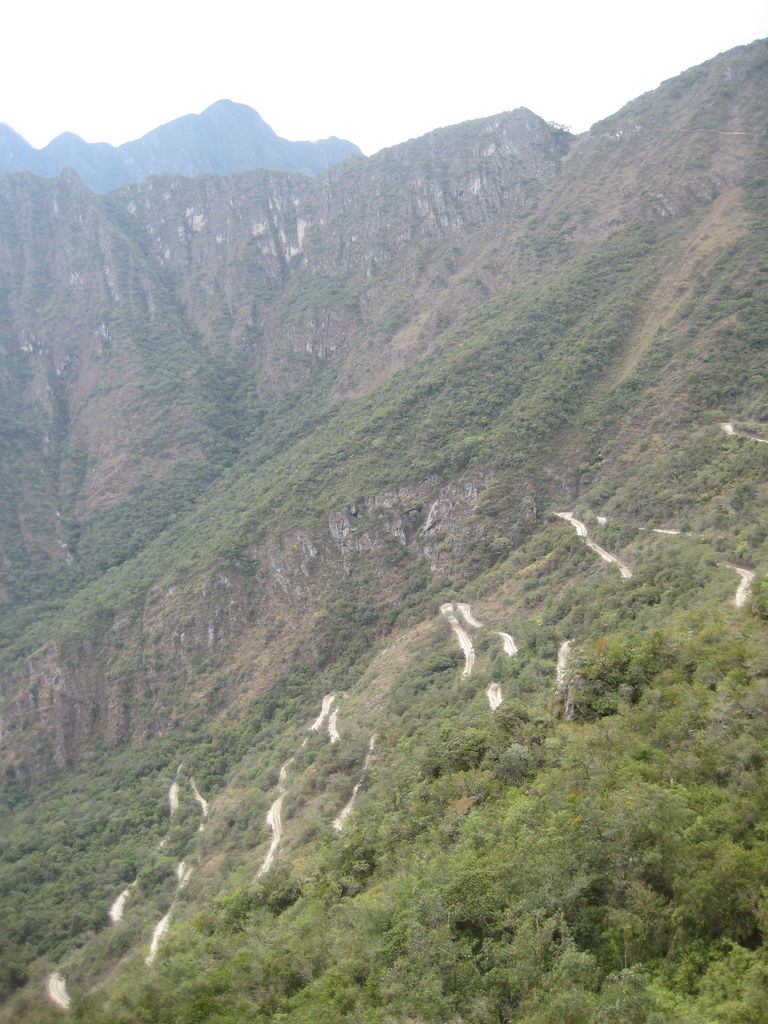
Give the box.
[0,100,361,191]
[0,38,767,1024]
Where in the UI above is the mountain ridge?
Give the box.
[0,38,767,1023]
[0,39,764,775]
[0,99,361,191]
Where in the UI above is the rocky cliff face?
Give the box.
[0,106,570,608]
[0,471,489,778]
[0,39,766,781]
[110,108,570,352]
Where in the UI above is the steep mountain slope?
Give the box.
[0,39,767,1023]
[0,100,360,191]
[0,106,569,627]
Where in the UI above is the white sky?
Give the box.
[2,1,765,155]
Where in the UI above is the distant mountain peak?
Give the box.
[202,98,269,119]
[0,102,361,191]
[48,130,87,144]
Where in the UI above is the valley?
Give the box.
[0,37,767,1024]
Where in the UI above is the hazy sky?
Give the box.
[3,1,765,155]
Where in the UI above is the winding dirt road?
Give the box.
[333,736,377,831]
[328,709,341,744]
[109,887,132,923]
[145,911,172,966]
[175,861,193,887]
[486,683,503,710]
[363,734,376,771]
[257,756,295,876]
[144,860,195,965]
[189,778,209,830]
[556,640,572,689]
[333,782,362,832]
[310,694,336,731]
[257,795,285,876]
[497,632,518,657]
[488,631,518,709]
[259,690,352,871]
[726,564,756,607]
[46,971,70,1010]
[721,422,768,444]
[440,603,475,676]
[168,764,183,816]
[457,603,484,628]
[441,603,519,704]
[555,512,633,579]
[556,639,576,720]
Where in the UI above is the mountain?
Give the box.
[0,100,361,191]
[0,39,767,1023]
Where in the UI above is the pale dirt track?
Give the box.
[175,861,193,887]
[309,694,336,731]
[257,794,285,876]
[109,887,131,923]
[486,683,503,710]
[333,782,362,831]
[556,512,633,579]
[279,758,294,785]
[145,862,194,965]
[46,972,70,1010]
[189,778,209,829]
[363,734,376,771]
[490,631,518,708]
[497,632,518,657]
[442,603,519,706]
[726,564,756,607]
[260,693,350,872]
[440,603,475,676]
[328,709,341,743]
[556,639,576,720]
[334,736,376,832]
[456,603,484,628]
[258,756,295,876]
[721,422,768,444]
[556,639,572,689]
[145,911,172,966]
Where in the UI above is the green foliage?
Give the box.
[2,42,768,1024]
[573,631,679,718]
[72,461,219,576]
[68,595,767,1024]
